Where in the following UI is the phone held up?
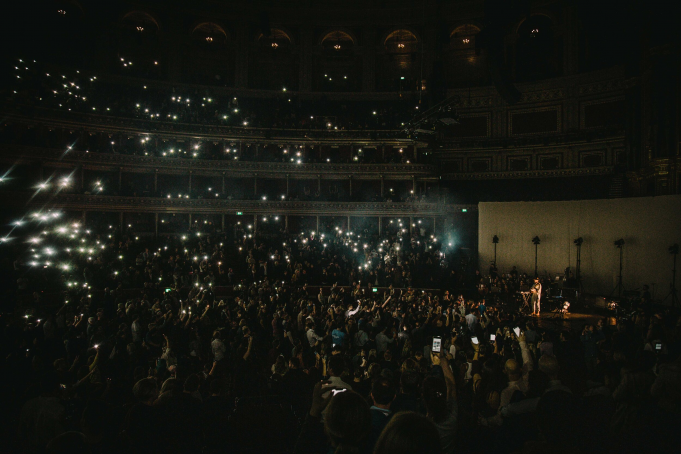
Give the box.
[432,336,442,353]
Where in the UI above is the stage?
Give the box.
[534,310,613,331]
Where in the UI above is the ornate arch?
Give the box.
[56,0,85,19]
[319,29,357,48]
[121,10,161,32]
[514,12,555,35]
[256,28,294,47]
[514,14,558,80]
[383,29,419,52]
[449,24,481,46]
[191,22,229,43]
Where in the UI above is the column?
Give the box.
[221,173,225,194]
[409,216,413,235]
[317,174,321,194]
[347,216,351,232]
[154,170,158,192]
[253,214,258,233]
[378,216,382,236]
[285,215,289,232]
[380,175,384,197]
[119,212,123,230]
[562,4,579,76]
[286,174,290,197]
[79,166,84,191]
[82,211,87,223]
[433,217,437,236]
[188,213,192,229]
[221,214,225,231]
[349,176,353,197]
[155,213,158,238]
[188,172,192,193]
[505,33,519,80]
[362,27,376,92]
[163,18,185,82]
[234,25,249,88]
[254,174,258,197]
[298,28,313,92]
[316,216,320,232]
[412,175,417,195]
[118,168,122,192]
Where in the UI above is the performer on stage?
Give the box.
[531,277,542,316]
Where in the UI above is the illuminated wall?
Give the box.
[478,195,681,298]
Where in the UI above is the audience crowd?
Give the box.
[6,59,417,132]
[2,55,680,454]
[2,214,681,454]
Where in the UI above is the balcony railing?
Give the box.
[17,193,474,216]
[1,145,436,179]
[5,107,410,143]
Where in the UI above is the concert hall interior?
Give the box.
[0,1,680,454]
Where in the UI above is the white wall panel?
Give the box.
[478,195,681,298]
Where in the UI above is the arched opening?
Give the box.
[257,29,293,50]
[321,31,355,53]
[187,23,232,86]
[122,11,160,35]
[450,24,480,49]
[114,11,162,78]
[445,24,487,88]
[378,30,419,92]
[55,1,85,20]
[384,29,418,53]
[315,31,359,91]
[250,29,297,90]
[515,15,559,81]
[191,22,228,46]
[41,1,87,66]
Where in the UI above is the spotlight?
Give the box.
[614,239,625,248]
[669,244,679,255]
[574,237,583,246]
[532,236,541,245]
[492,235,499,244]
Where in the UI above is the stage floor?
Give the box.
[535,310,614,331]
